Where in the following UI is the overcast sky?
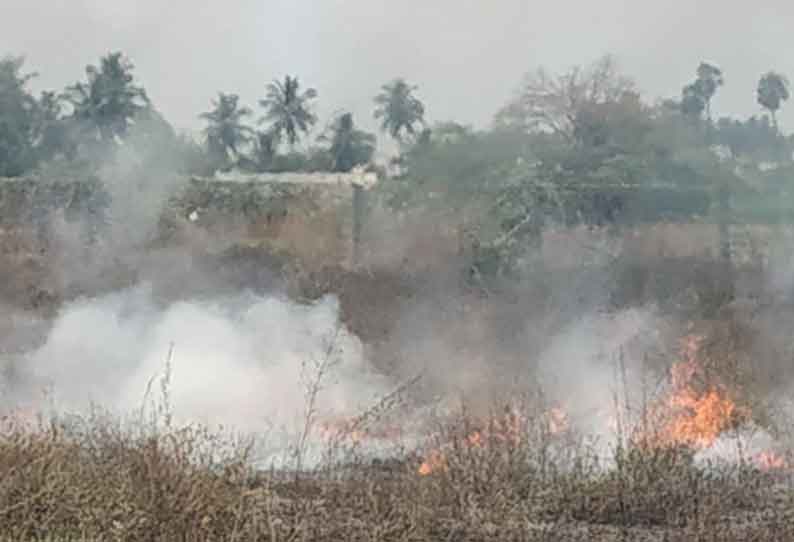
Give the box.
[3,0,794,138]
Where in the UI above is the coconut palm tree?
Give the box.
[258,75,317,148]
[64,52,150,143]
[199,92,254,166]
[373,78,425,141]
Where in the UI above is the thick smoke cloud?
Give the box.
[15,286,393,463]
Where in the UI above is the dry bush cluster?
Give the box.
[0,393,792,541]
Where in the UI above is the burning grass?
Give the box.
[0,400,792,540]
[631,334,751,452]
[1,328,794,540]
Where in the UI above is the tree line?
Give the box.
[375,56,794,278]
[0,52,428,178]
[2,50,794,277]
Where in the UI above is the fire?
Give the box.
[317,419,365,443]
[319,333,793,477]
[418,449,447,476]
[635,334,748,450]
[659,388,741,448]
[417,406,568,476]
[316,417,402,444]
[754,451,789,472]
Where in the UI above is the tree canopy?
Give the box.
[64,52,150,144]
[322,112,376,172]
[258,75,318,148]
[200,92,254,169]
[757,71,790,129]
[373,78,426,142]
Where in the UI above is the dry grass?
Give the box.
[0,395,792,541]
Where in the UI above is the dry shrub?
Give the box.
[568,445,753,528]
[401,399,794,541]
[0,412,263,541]
[0,398,792,540]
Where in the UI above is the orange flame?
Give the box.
[316,418,403,444]
[417,407,566,476]
[755,451,789,472]
[418,449,448,476]
[659,388,740,448]
[635,334,748,450]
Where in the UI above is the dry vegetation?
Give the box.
[1,374,793,541]
[2,208,794,540]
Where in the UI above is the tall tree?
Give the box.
[373,78,426,141]
[64,52,150,143]
[322,112,376,172]
[696,62,723,122]
[0,56,38,176]
[680,62,723,122]
[757,71,790,130]
[258,75,317,148]
[199,92,254,167]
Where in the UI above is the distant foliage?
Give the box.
[2,49,794,280]
[322,112,376,172]
[0,56,39,176]
[373,78,425,142]
[259,75,318,148]
[199,92,254,170]
[64,52,151,144]
[680,62,724,122]
[757,71,790,129]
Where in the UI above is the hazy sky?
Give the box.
[3,1,794,137]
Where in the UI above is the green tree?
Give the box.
[715,115,788,161]
[0,56,38,176]
[249,131,278,172]
[34,90,72,162]
[373,78,426,141]
[757,71,790,130]
[199,92,254,168]
[64,52,150,143]
[124,107,198,173]
[258,75,318,148]
[680,83,706,119]
[321,112,376,172]
[680,62,723,122]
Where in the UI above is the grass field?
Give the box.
[1,379,792,541]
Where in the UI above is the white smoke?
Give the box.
[18,284,394,466]
[536,307,667,441]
